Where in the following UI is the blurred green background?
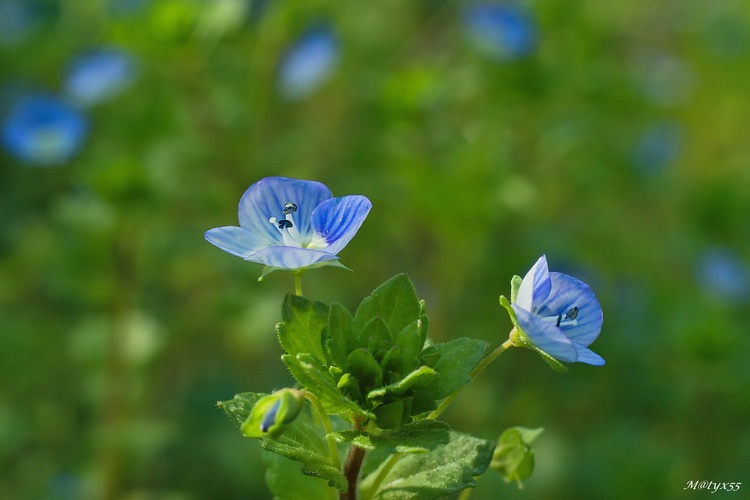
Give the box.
[2,0,750,498]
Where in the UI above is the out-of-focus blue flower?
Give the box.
[633,122,682,173]
[278,25,339,101]
[0,0,39,46]
[205,177,371,276]
[696,248,750,304]
[463,3,536,60]
[64,48,137,106]
[1,93,88,166]
[509,255,605,366]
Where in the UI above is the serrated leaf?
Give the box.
[360,431,495,499]
[283,353,374,420]
[331,420,450,454]
[355,274,421,338]
[217,391,265,428]
[367,366,438,402]
[325,302,358,367]
[277,294,329,364]
[417,338,488,401]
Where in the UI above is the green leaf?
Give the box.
[367,366,438,402]
[218,391,346,491]
[277,294,329,364]
[331,420,450,454]
[347,348,383,389]
[360,431,495,499]
[491,427,544,488]
[261,405,347,491]
[264,451,335,500]
[391,319,425,373]
[283,353,374,420]
[325,302,358,367]
[217,391,265,428]
[417,338,488,401]
[355,274,421,338]
[359,316,391,356]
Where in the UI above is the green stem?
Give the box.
[457,486,473,500]
[361,452,401,500]
[427,338,513,420]
[294,273,303,296]
[303,391,340,470]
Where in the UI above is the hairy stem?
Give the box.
[303,391,340,470]
[341,444,367,500]
[294,273,303,296]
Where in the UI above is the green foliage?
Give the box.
[331,420,451,454]
[276,274,487,430]
[264,452,334,500]
[491,427,544,488]
[360,431,495,499]
[277,294,329,364]
[218,392,346,491]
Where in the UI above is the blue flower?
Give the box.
[463,3,536,60]
[64,48,138,106]
[278,25,339,101]
[507,255,604,366]
[696,247,750,304]
[205,176,371,276]
[1,93,88,166]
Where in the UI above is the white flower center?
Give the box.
[540,306,579,328]
[268,201,328,250]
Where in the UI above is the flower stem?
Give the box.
[303,391,340,470]
[427,338,514,420]
[294,273,303,296]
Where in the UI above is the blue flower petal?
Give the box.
[311,195,372,255]
[516,255,551,310]
[204,226,271,258]
[463,4,536,60]
[534,272,603,347]
[247,245,339,269]
[512,304,577,362]
[573,343,605,366]
[237,177,332,245]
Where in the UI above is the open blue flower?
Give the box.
[64,47,138,106]
[278,25,339,101]
[508,255,604,366]
[1,93,88,166]
[205,177,371,276]
[463,3,536,61]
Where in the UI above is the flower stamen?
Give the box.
[542,306,580,328]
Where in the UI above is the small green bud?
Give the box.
[491,427,544,488]
[241,388,305,438]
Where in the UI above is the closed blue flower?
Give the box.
[509,255,604,366]
[1,93,88,166]
[205,177,371,276]
[64,48,137,106]
[463,3,536,60]
[278,25,339,101]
